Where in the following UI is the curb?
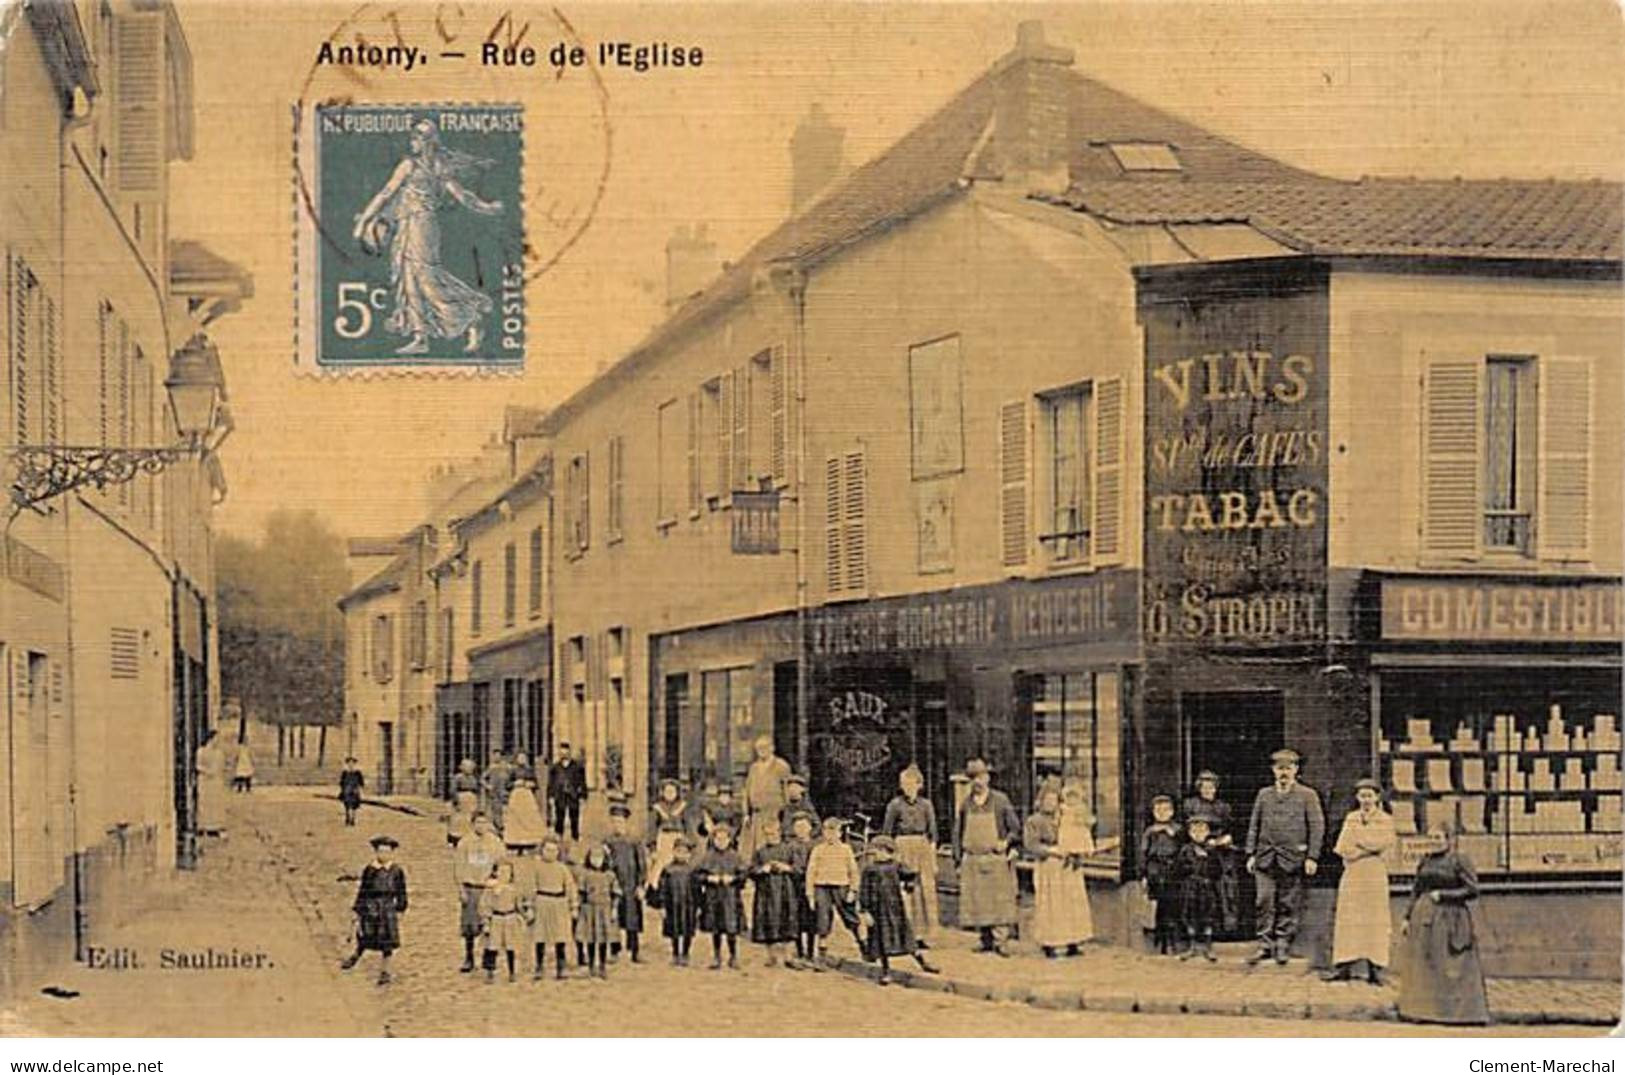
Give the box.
[825,957,1618,1027]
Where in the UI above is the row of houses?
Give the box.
[2,0,250,1001]
[342,22,1623,977]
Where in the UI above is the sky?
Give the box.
[165,0,1625,542]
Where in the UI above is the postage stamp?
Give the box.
[295,103,525,372]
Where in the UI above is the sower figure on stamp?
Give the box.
[342,835,408,985]
[952,759,1021,956]
[1245,748,1326,965]
[351,117,504,356]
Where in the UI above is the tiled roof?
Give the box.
[338,556,405,609]
[1050,177,1623,261]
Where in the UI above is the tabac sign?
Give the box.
[1140,277,1329,648]
[731,490,780,554]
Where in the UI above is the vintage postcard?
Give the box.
[0,0,1621,1049]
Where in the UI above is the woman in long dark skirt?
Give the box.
[341,835,408,984]
[1398,821,1490,1025]
[650,835,699,965]
[858,837,939,985]
[748,818,800,967]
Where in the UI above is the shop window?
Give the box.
[1377,669,1621,878]
[1029,670,1121,840]
[698,666,759,783]
[1423,352,1592,563]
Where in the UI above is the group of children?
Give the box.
[1138,792,1230,960]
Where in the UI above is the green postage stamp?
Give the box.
[296,103,525,372]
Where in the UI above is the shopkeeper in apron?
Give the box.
[883,764,940,947]
[952,758,1021,956]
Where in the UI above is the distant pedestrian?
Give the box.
[547,743,586,842]
[805,816,863,962]
[483,751,514,832]
[232,742,255,793]
[526,835,578,980]
[1182,770,1240,932]
[479,860,527,983]
[195,731,228,838]
[1139,793,1182,955]
[1325,778,1396,984]
[1244,748,1325,965]
[784,811,819,962]
[1397,819,1489,1024]
[503,775,548,849]
[339,756,365,827]
[341,835,408,985]
[453,813,506,973]
[747,817,799,968]
[511,751,537,787]
[649,835,699,966]
[1176,811,1221,962]
[576,843,620,979]
[952,759,1020,956]
[881,764,939,947]
[858,836,940,985]
[1025,780,1092,958]
[647,778,694,888]
[693,823,747,970]
[605,802,647,964]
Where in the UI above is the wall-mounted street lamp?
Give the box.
[6,335,229,513]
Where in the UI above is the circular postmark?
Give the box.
[295,3,612,288]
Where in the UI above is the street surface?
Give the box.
[1,787,1607,1038]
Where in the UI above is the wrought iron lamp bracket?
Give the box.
[8,443,199,513]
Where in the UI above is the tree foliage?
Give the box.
[217,509,348,726]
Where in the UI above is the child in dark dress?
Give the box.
[341,835,408,984]
[650,835,699,965]
[1139,794,1183,955]
[576,844,620,979]
[338,757,365,827]
[748,818,799,967]
[604,803,648,964]
[692,823,747,970]
[785,811,818,964]
[858,836,940,985]
[1177,812,1222,962]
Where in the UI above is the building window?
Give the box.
[563,453,590,557]
[908,335,965,479]
[823,448,867,597]
[656,401,680,525]
[701,378,723,504]
[503,541,517,626]
[409,600,428,670]
[1029,670,1121,840]
[1422,352,1591,562]
[1483,356,1536,555]
[372,614,394,683]
[1105,142,1181,172]
[700,666,756,783]
[1042,385,1092,564]
[607,434,626,541]
[528,525,544,615]
[470,560,483,636]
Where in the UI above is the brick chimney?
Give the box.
[665,223,721,310]
[790,103,845,213]
[992,21,1075,192]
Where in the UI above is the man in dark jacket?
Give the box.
[1245,748,1325,965]
[548,743,586,841]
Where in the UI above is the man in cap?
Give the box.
[952,758,1021,955]
[547,742,586,842]
[1245,748,1325,965]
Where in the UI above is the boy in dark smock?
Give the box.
[342,835,408,985]
[604,802,648,963]
[650,835,699,965]
[692,823,748,969]
[858,836,940,985]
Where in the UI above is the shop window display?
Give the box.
[1029,670,1121,842]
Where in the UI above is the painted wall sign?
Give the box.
[6,536,65,603]
[806,570,1136,657]
[1140,283,1330,648]
[731,490,780,554]
[1381,578,1623,641]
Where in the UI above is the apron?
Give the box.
[894,833,939,938]
[957,804,1016,928]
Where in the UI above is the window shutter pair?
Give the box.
[823,448,868,595]
[999,376,1123,571]
[115,13,165,195]
[1421,354,1592,561]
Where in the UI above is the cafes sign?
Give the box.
[1381,578,1623,641]
[731,491,780,555]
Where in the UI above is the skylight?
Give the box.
[1108,142,1182,173]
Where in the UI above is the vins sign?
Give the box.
[731,491,780,555]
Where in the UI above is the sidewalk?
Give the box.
[822,924,1621,1027]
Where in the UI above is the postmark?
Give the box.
[296,102,525,370]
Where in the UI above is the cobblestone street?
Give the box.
[34,787,1568,1039]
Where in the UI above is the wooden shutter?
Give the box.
[732,364,750,491]
[999,399,1031,569]
[686,392,700,512]
[115,13,164,194]
[43,295,58,446]
[717,372,733,499]
[577,452,591,551]
[770,345,789,487]
[607,435,623,537]
[1537,356,1593,561]
[824,455,843,593]
[1092,376,1124,564]
[529,526,544,612]
[1421,356,1482,560]
[842,448,867,593]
